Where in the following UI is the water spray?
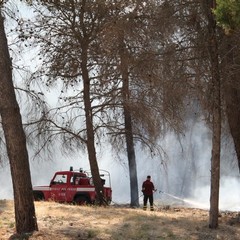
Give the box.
[159,190,185,202]
[159,190,209,209]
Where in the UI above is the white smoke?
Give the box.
[1,122,240,212]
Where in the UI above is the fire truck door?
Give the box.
[50,174,68,201]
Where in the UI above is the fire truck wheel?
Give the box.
[33,192,44,201]
[74,196,89,205]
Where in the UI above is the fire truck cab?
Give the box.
[33,167,112,205]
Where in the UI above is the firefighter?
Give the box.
[142,175,156,211]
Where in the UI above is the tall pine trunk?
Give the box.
[222,35,240,172]
[0,11,38,234]
[204,0,221,229]
[81,43,105,205]
[120,34,139,207]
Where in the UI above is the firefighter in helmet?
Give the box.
[142,175,156,211]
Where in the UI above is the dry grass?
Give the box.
[0,200,240,240]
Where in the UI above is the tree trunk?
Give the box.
[123,102,139,207]
[0,11,38,234]
[225,88,240,171]
[204,0,221,229]
[81,44,105,205]
[222,35,240,172]
[120,35,139,208]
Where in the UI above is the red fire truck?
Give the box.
[33,167,112,204]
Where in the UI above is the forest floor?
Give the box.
[0,199,240,240]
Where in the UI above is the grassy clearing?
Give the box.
[0,200,240,239]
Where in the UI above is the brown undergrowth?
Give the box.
[0,200,240,240]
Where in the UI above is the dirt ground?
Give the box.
[0,200,240,240]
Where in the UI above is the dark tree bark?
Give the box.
[225,87,240,171]
[120,34,139,207]
[222,35,240,172]
[0,11,38,234]
[204,0,221,229]
[81,42,105,205]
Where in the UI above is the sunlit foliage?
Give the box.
[214,0,240,32]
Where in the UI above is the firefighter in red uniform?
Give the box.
[142,175,156,211]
